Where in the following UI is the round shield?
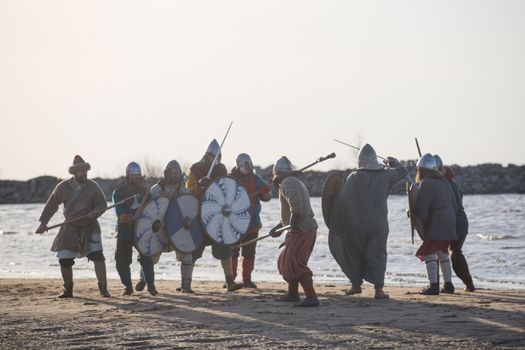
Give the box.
[200,176,251,246]
[135,195,171,256]
[166,194,205,253]
[407,183,425,240]
[322,172,346,229]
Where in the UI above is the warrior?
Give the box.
[434,155,475,292]
[135,160,194,294]
[36,155,110,298]
[328,144,407,299]
[112,162,151,296]
[269,156,319,307]
[186,139,244,291]
[413,153,457,295]
[229,153,272,288]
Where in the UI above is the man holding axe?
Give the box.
[36,155,111,298]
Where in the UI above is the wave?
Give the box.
[501,209,522,213]
[475,234,516,241]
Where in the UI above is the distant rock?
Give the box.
[1,161,524,204]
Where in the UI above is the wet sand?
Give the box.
[1,278,524,349]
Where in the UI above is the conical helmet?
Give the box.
[417,153,437,170]
[206,139,221,157]
[126,162,142,176]
[236,153,253,173]
[164,160,182,174]
[273,156,293,175]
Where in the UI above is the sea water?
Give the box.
[1,195,524,289]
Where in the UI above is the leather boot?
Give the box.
[122,285,133,296]
[420,283,439,295]
[374,286,390,299]
[464,281,476,292]
[177,279,194,293]
[94,260,111,298]
[225,275,243,292]
[221,258,243,291]
[135,271,146,292]
[441,282,455,294]
[278,281,300,302]
[58,267,74,298]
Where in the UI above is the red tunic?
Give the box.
[416,240,451,261]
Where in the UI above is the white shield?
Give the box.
[200,176,251,246]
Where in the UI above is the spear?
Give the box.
[250,152,336,198]
[46,194,138,231]
[234,225,291,248]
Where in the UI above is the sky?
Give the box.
[1,1,524,180]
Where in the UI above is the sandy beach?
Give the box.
[0,279,524,349]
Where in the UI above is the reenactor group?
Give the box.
[36,139,474,307]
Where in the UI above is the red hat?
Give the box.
[68,155,91,174]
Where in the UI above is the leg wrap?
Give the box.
[288,280,299,297]
[138,255,155,286]
[115,239,133,287]
[299,272,317,299]
[87,251,105,262]
[60,266,74,290]
[232,256,239,281]
[221,258,233,278]
[437,250,453,283]
[242,257,255,282]
[59,258,75,268]
[424,254,439,284]
[93,260,107,285]
[180,253,194,281]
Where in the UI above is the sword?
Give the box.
[334,139,415,185]
[206,121,233,178]
[46,194,138,231]
[333,139,387,160]
[234,225,291,248]
[415,137,422,158]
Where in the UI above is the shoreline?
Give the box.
[1,278,524,349]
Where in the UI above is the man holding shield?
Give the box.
[135,160,193,294]
[230,153,272,288]
[112,162,152,296]
[187,139,243,291]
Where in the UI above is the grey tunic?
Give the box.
[279,176,318,232]
[39,178,107,258]
[413,175,458,242]
[329,164,407,287]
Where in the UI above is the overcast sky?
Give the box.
[1,1,524,180]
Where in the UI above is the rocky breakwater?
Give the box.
[1,162,524,204]
[257,161,525,196]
